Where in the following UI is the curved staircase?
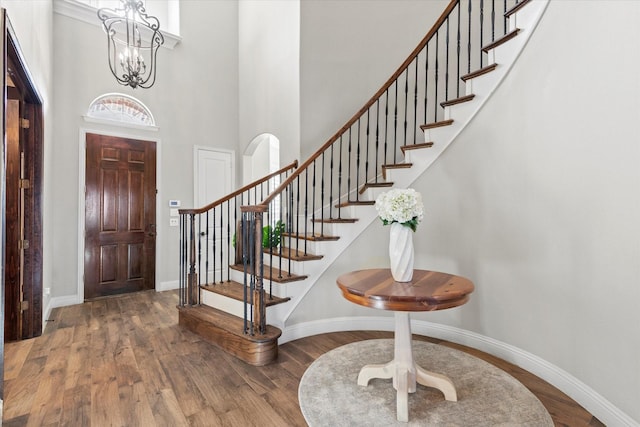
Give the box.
[178,0,549,365]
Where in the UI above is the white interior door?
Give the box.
[194,147,235,281]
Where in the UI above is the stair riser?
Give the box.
[263,255,321,276]
[363,186,388,202]
[334,204,375,221]
[202,290,248,317]
[281,238,335,255]
[228,268,306,296]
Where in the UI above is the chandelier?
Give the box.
[97,0,165,89]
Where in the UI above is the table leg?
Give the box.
[357,311,458,422]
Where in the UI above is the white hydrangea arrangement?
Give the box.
[374,188,424,232]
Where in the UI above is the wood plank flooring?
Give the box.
[3,290,603,426]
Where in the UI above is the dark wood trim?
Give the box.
[178,305,281,366]
[505,0,531,18]
[440,94,475,108]
[3,13,44,342]
[482,28,521,53]
[382,163,413,180]
[420,119,454,131]
[359,181,393,194]
[335,200,375,208]
[401,142,434,152]
[178,160,298,215]
[461,63,498,82]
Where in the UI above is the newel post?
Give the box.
[241,205,267,335]
[187,213,198,306]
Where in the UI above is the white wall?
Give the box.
[300,0,449,159]
[239,0,300,168]
[51,0,239,298]
[289,1,640,423]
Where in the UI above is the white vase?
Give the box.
[389,222,414,282]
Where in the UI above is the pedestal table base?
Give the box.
[357,312,457,422]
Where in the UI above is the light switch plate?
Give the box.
[169,218,179,227]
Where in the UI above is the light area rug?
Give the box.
[298,339,553,426]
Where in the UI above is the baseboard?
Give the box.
[157,280,179,292]
[43,294,82,330]
[281,317,638,427]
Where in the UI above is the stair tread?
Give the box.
[359,182,393,194]
[230,263,308,283]
[382,163,413,168]
[382,163,413,180]
[201,281,291,307]
[282,232,340,241]
[264,246,323,261]
[482,28,520,53]
[178,305,282,342]
[440,94,475,108]
[400,143,434,152]
[312,218,358,223]
[420,119,454,131]
[505,0,531,18]
[336,200,375,208]
[461,63,498,82]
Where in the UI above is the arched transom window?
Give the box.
[87,93,156,127]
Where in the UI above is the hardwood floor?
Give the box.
[3,290,603,426]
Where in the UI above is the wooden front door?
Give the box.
[84,133,156,300]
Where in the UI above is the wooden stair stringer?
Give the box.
[269,0,551,339]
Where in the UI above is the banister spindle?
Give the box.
[226,201,231,281]
[205,211,210,285]
[197,214,202,290]
[179,214,185,306]
[413,57,418,145]
[480,0,485,68]
[456,2,461,98]
[445,16,450,102]
[434,30,439,122]
[356,119,361,199]
[312,159,319,237]
[364,110,370,194]
[347,127,352,204]
[375,100,380,182]
[504,0,507,35]
[403,69,409,148]
[187,213,197,306]
[468,0,472,74]
[337,135,343,218]
[424,44,429,124]
[384,90,389,167]
[394,80,398,163]
[491,0,496,41]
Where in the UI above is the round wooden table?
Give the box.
[336,268,474,422]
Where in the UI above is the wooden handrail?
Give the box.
[259,0,459,207]
[178,160,298,215]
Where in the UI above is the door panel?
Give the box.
[195,148,233,280]
[85,133,156,299]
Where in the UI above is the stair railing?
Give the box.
[178,161,298,312]
[241,0,526,334]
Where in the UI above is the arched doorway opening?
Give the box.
[243,133,280,186]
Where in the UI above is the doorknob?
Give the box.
[147,224,157,237]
